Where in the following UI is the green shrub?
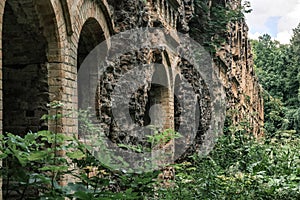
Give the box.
[1,103,299,199]
[155,131,300,200]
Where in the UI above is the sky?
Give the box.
[243,0,300,44]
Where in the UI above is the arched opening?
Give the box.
[2,0,59,136]
[77,18,106,71]
[144,62,175,168]
[77,18,106,137]
[144,65,172,130]
[2,0,60,197]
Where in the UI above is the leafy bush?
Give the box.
[0,104,159,199]
[2,126,299,199]
[155,131,300,200]
[1,103,299,199]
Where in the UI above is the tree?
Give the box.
[285,23,300,133]
[252,34,289,99]
[251,31,300,135]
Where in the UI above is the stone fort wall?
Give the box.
[0,0,263,171]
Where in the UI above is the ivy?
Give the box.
[189,0,248,55]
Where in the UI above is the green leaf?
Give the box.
[39,165,68,172]
[28,151,49,161]
[74,191,94,199]
[0,153,8,159]
[66,150,86,159]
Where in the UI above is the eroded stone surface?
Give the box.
[0,0,263,173]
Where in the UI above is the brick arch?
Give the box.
[64,0,113,135]
[59,0,73,36]
[145,50,174,130]
[0,0,63,61]
[77,17,107,118]
[70,0,113,100]
[77,17,107,69]
[0,0,63,136]
[161,50,174,89]
[72,0,113,52]
[35,0,62,61]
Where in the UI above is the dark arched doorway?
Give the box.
[2,0,60,197]
[77,18,107,137]
[2,0,59,135]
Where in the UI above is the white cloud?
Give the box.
[277,2,300,33]
[248,32,261,40]
[247,31,291,45]
[243,0,300,43]
[275,31,292,44]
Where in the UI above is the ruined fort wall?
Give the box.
[0,0,263,161]
[209,0,264,136]
[103,0,264,146]
[0,0,263,197]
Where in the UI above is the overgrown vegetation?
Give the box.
[1,1,299,199]
[156,124,300,199]
[251,27,300,135]
[1,112,299,199]
[190,0,251,54]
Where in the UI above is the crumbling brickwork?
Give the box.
[0,0,263,196]
[218,18,264,136]
[211,0,264,136]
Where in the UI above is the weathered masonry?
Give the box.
[0,0,263,191]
